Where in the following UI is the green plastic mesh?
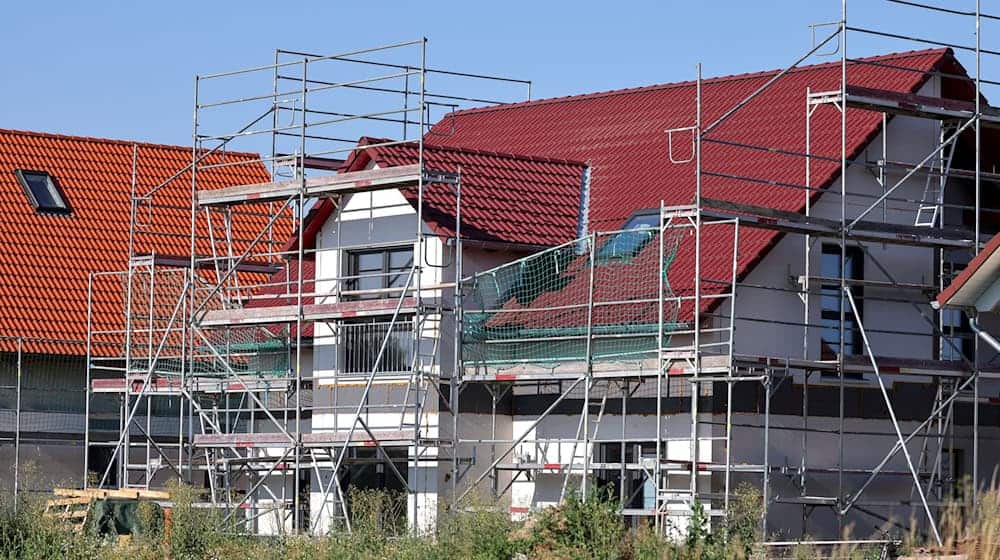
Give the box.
[462,225,683,374]
[116,268,291,379]
[88,266,292,383]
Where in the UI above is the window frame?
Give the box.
[596,210,659,261]
[345,245,415,300]
[937,257,975,362]
[14,169,71,215]
[819,244,864,364]
[938,308,974,362]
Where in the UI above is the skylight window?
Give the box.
[15,170,70,214]
[597,211,659,260]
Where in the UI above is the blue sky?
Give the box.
[2,1,995,147]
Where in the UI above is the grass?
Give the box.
[0,482,997,559]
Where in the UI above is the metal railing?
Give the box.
[338,319,415,376]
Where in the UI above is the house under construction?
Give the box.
[85,1,1000,544]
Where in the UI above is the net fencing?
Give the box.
[89,266,293,382]
[462,223,686,377]
[188,266,296,380]
[0,337,120,492]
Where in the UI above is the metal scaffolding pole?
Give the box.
[845,287,942,545]
[837,3,848,536]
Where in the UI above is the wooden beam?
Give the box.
[197,164,423,206]
[198,297,419,327]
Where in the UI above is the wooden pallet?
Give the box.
[43,488,170,533]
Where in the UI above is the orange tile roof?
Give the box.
[0,128,272,355]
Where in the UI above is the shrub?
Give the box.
[0,490,107,560]
[516,486,628,559]
[164,480,227,559]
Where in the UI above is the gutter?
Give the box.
[446,237,552,254]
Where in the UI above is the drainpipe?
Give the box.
[970,317,1000,354]
[969,315,992,502]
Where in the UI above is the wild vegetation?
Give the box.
[0,480,997,559]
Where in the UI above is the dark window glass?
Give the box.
[820,245,864,365]
[15,170,70,214]
[597,212,659,260]
[387,248,413,289]
[346,246,414,299]
[938,258,974,362]
[940,308,973,362]
[941,448,964,498]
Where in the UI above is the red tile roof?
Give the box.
[423,48,962,320]
[246,258,316,339]
[481,229,689,331]
[368,140,586,246]
[0,129,273,355]
[302,139,587,249]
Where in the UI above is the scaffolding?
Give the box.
[85,39,531,534]
[447,0,999,544]
[85,0,1000,544]
[455,209,741,530]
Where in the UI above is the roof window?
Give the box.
[597,211,659,260]
[15,170,70,214]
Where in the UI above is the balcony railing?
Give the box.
[340,319,414,375]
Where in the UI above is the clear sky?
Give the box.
[2,1,996,147]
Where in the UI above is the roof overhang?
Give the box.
[935,232,1000,312]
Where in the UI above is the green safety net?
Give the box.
[462,226,684,373]
[115,269,293,379]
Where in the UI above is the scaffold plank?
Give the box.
[461,355,732,382]
[196,164,422,206]
[733,354,997,379]
[197,297,418,327]
[842,85,1000,126]
[192,429,417,448]
[701,197,978,249]
[315,374,414,388]
[91,377,182,394]
[91,376,292,394]
[193,433,292,448]
[302,430,416,447]
[460,353,995,383]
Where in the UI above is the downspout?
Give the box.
[576,165,592,238]
[970,317,1000,354]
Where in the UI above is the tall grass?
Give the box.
[936,482,1000,559]
[0,481,996,559]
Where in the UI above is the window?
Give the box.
[939,257,974,362]
[15,170,70,214]
[593,442,659,512]
[820,245,864,362]
[597,211,659,260]
[940,309,974,361]
[345,246,414,299]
